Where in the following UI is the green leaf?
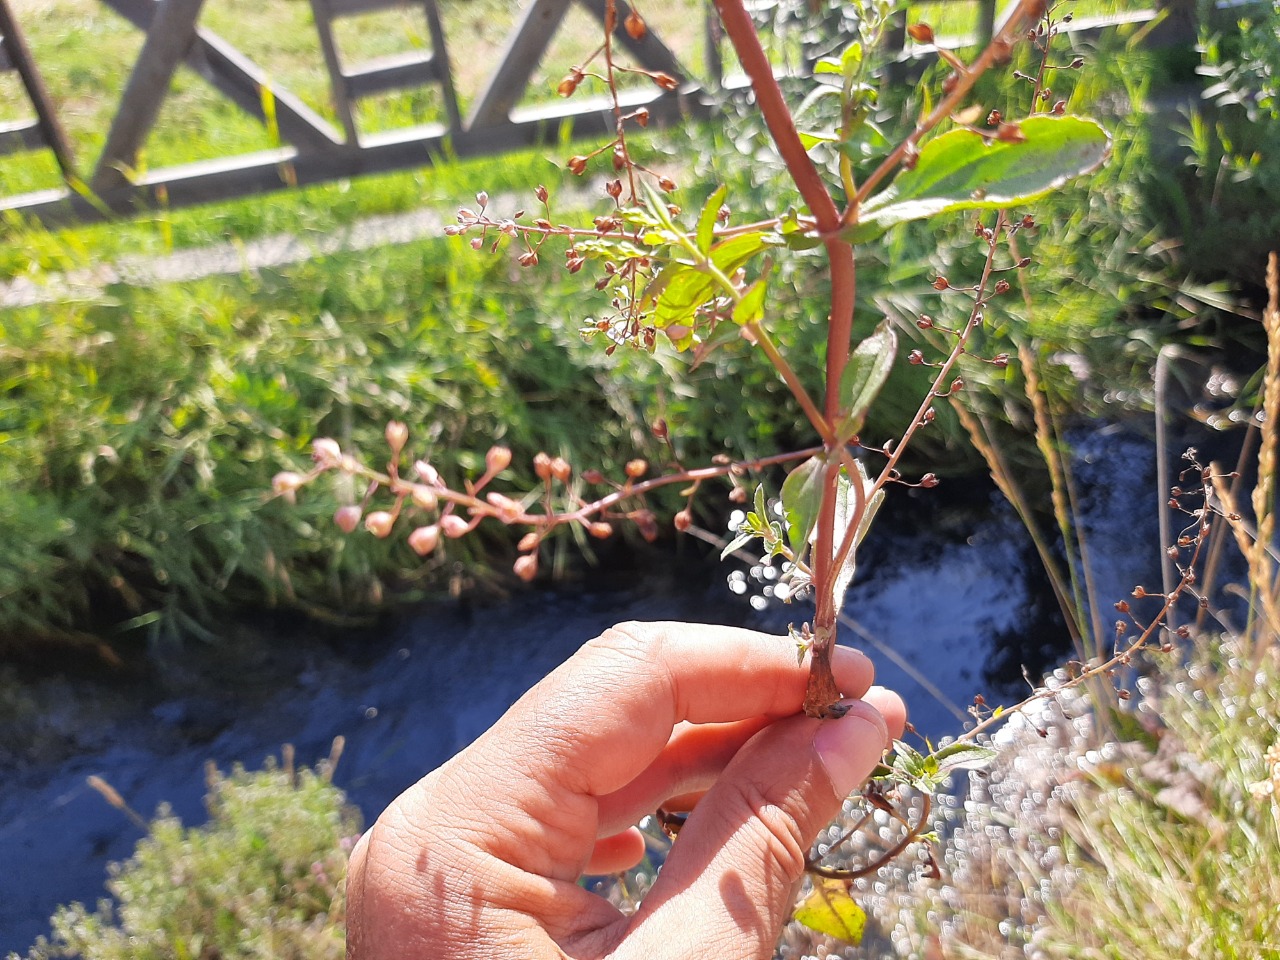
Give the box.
[781,456,824,556]
[733,279,767,326]
[697,185,727,255]
[844,116,1111,242]
[931,741,998,775]
[652,264,715,330]
[794,880,866,945]
[641,179,679,232]
[835,320,897,442]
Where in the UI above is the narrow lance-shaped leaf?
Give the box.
[824,459,884,613]
[843,116,1110,243]
[696,185,727,255]
[781,456,824,556]
[835,320,897,442]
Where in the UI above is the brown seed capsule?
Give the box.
[651,72,680,91]
[908,349,925,365]
[920,473,940,488]
[987,109,1002,126]
[674,509,693,532]
[906,22,935,43]
[518,251,539,267]
[582,468,605,485]
[535,184,549,204]
[625,459,648,479]
[658,176,677,193]
[588,521,613,539]
[514,553,538,582]
[557,73,581,98]
[624,10,646,39]
[533,452,552,480]
[994,279,1011,295]
[606,179,623,199]
[651,418,668,440]
[932,276,950,290]
[567,155,589,176]
[551,457,572,482]
[634,106,650,127]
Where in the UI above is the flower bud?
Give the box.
[551,457,572,482]
[625,459,648,479]
[514,553,538,582]
[588,521,613,539]
[385,421,409,455]
[411,484,438,512]
[272,471,305,495]
[440,514,470,539]
[408,525,440,556]
[532,452,553,480]
[365,511,395,538]
[517,532,539,552]
[312,438,342,467]
[334,505,362,533]
[486,492,522,522]
[486,446,512,474]
[674,509,692,532]
[415,460,442,486]
[476,190,488,207]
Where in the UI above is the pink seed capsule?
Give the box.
[365,511,395,539]
[408,525,440,556]
[334,506,362,533]
[440,514,470,539]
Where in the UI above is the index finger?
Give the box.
[466,621,875,799]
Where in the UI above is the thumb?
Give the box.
[618,700,889,960]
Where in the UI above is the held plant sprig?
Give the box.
[279,0,1115,938]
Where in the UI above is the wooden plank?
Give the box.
[344,51,440,99]
[98,0,341,151]
[309,0,360,144]
[5,85,711,225]
[92,0,207,193]
[421,0,460,132]
[325,0,414,17]
[0,118,44,154]
[468,0,573,129]
[0,0,76,175]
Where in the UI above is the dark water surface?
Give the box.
[0,427,1162,953]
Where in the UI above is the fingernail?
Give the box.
[814,700,888,798]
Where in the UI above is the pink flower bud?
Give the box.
[674,509,692,532]
[514,553,538,582]
[440,514,470,539]
[408,525,440,556]
[414,460,441,486]
[550,457,572,482]
[411,485,438,512]
[272,471,305,495]
[517,531,539,552]
[312,438,342,467]
[334,506,362,533]
[486,446,512,473]
[365,511,395,538]
[486,492,522,522]
[533,452,552,480]
[385,421,409,455]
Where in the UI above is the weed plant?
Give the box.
[13,748,356,960]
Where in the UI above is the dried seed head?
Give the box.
[514,553,538,582]
[535,184,548,203]
[334,505,362,534]
[674,509,692,532]
[567,155,589,176]
[588,521,613,539]
[932,276,950,290]
[992,353,1010,367]
[658,176,677,193]
[651,72,679,91]
[908,349,926,365]
[365,511,395,539]
[624,10,646,39]
[408,525,440,556]
[1070,56,1085,69]
[312,437,342,467]
[651,418,668,441]
[606,179,623,199]
[1115,599,1130,613]
[917,314,934,329]
[994,279,1011,295]
[551,457,572,482]
[634,106,650,127]
[440,514,470,539]
[518,251,539,267]
[1052,100,1067,115]
[987,109,1002,126]
[486,446,513,473]
[385,421,409,455]
[557,73,581,97]
[625,459,648,479]
[920,473,940,488]
[612,144,627,170]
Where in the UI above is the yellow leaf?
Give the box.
[793,878,866,945]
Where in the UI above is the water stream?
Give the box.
[0,426,1161,953]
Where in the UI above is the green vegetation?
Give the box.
[14,749,355,960]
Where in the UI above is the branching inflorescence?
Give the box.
[275,0,1192,937]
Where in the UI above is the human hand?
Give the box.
[346,620,906,960]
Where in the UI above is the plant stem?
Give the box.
[746,322,832,443]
